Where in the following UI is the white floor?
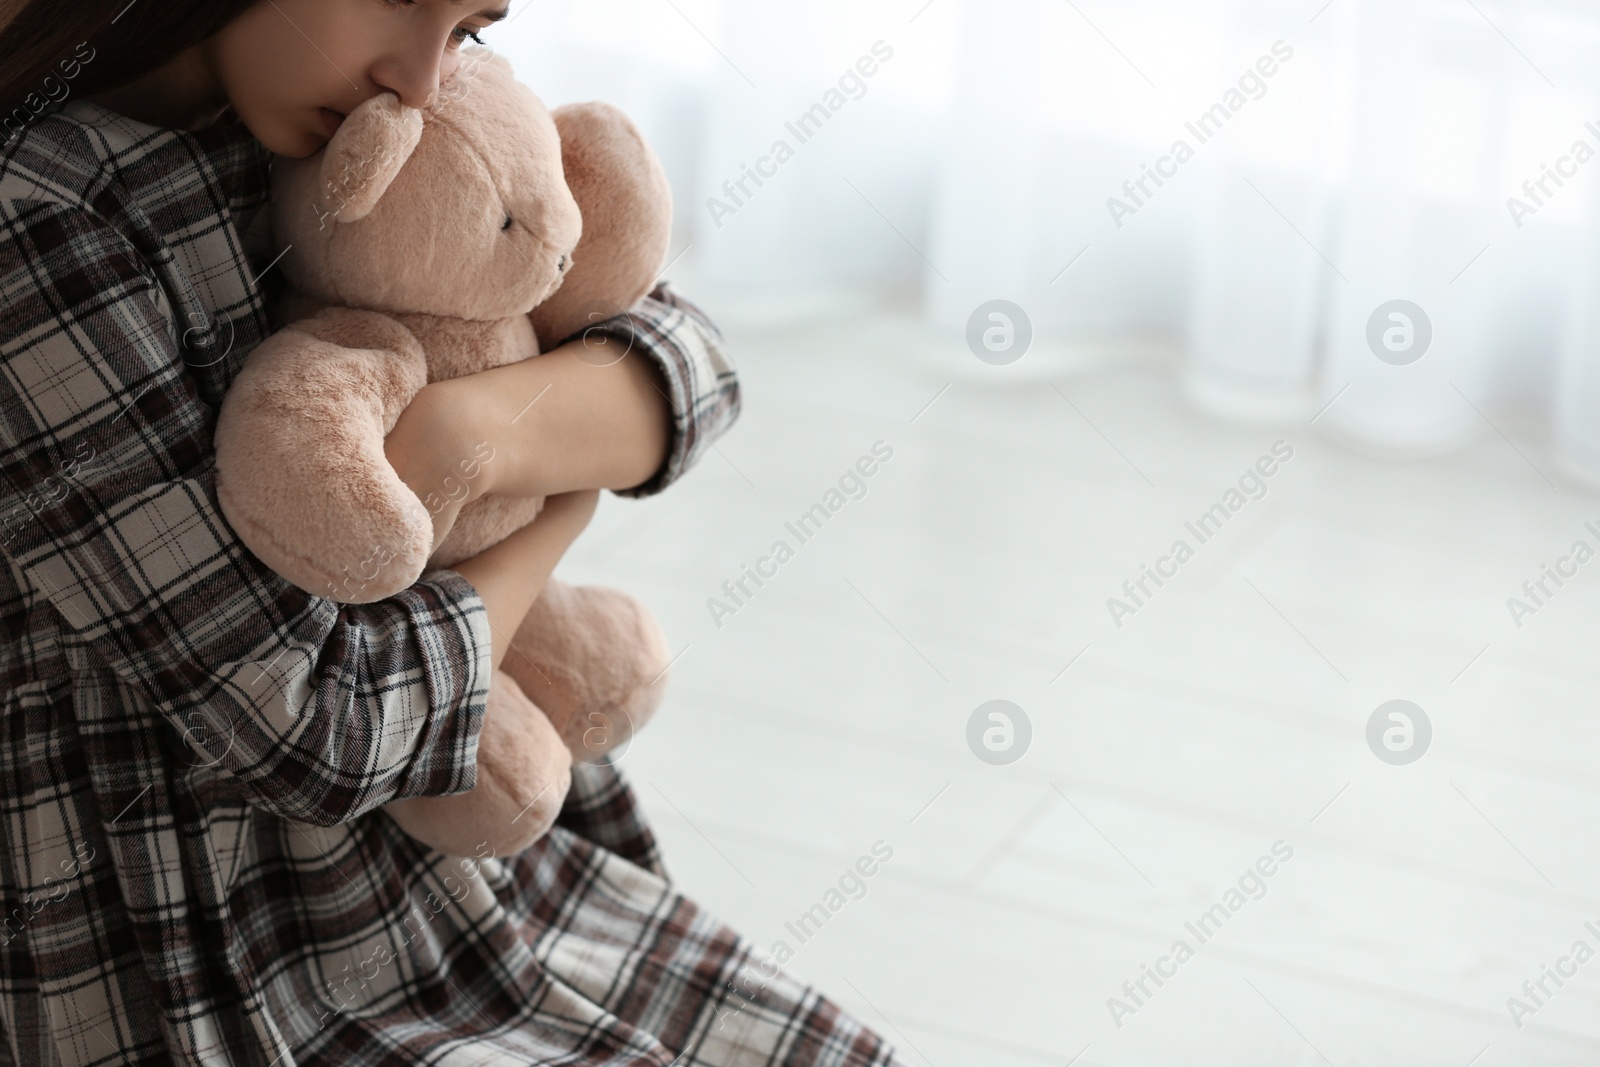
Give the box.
[557,304,1600,1067]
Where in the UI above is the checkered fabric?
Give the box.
[0,99,903,1066]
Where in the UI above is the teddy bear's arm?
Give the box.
[215,307,436,604]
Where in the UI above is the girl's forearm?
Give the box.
[441,333,672,499]
[451,523,564,673]
[451,490,599,671]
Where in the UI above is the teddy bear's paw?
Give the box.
[215,317,434,604]
[499,579,673,764]
[384,670,572,857]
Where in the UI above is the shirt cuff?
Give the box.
[589,281,742,499]
[395,568,495,799]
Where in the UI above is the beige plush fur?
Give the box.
[214,51,675,857]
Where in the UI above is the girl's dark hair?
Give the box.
[1,0,257,126]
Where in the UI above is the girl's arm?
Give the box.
[451,488,599,672]
[0,197,500,828]
[454,333,673,498]
[385,334,666,548]
[385,285,741,545]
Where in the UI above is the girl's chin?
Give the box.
[251,114,338,159]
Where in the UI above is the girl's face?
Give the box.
[209,0,509,158]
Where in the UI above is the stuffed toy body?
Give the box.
[214,50,675,858]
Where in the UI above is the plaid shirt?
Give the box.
[0,101,903,1066]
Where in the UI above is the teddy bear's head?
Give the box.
[271,50,581,322]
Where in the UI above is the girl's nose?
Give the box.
[369,46,447,111]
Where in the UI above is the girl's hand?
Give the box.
[385,320,665,554]
[383,382,503,548]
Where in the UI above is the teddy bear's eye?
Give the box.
[501,214,513,231]
[558,254,569,272]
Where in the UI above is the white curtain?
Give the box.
[497,0,1600,483]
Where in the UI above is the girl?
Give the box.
[0,2,905,1064]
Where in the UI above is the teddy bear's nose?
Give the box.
[558,254,570,272]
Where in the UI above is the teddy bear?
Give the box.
[213,49,676,859]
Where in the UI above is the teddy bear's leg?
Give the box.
[384,669,571,857]
[497,579,673,765]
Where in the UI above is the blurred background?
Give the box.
[499,1,1600,1063]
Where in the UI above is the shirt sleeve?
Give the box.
[588,281,742,499]
[0,197,492,827]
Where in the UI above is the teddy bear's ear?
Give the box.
[317,92,424,223]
